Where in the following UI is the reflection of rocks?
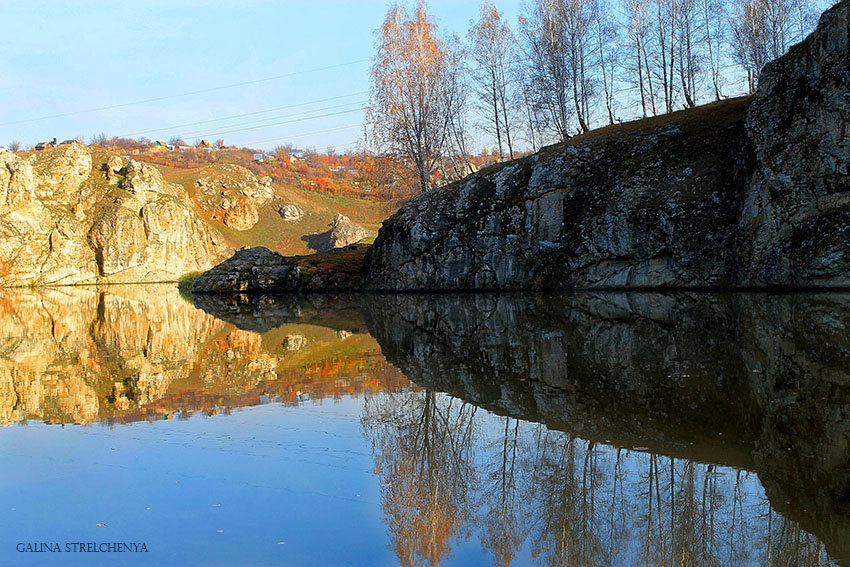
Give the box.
[192,289,308,332]
[195,329,278,395]
[0,288,404,426]
[0,286,224,424]
[192,291,367,334]
[362,292,850,563]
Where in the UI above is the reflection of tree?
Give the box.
[362,390,477,567]
[480,417,525,567]
[360,391,836,567]
[529,426,608,566]
[763,505,831,566]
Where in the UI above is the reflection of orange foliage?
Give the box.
[145,347,408,421]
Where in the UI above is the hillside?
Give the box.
[158,163,392,255]
[0,140,396,286]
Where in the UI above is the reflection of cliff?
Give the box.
[362,293,850,563]
[0,288,408,426]
[0,286,225,424]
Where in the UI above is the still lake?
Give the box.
[0,286,846,566]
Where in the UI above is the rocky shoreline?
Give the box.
[194,0,849,295]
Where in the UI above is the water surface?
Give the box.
[0,287,846,566]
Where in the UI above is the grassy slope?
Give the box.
[481,96,752,178]
[158,165,393,256]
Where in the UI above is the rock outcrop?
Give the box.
[0,144,230,285]
[737,0,850,285]
[191,245,366,295]
[302,213,368,253]
[362,1,850,291]
[193,163,274,231]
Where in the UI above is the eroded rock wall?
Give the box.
[0,144,231,285]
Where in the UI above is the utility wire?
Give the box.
[176,100,367,140]
[244,123,361,147]
[178,107,366,140]
[0,59,369,127]
[121,91,367,138]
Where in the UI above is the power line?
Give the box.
[121,91,367,138]
[176,100,367,140]
[0,59,369,128]
[178,106,366,140]
[244,124,362,147]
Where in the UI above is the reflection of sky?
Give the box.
[0,393,836,566]
[0,399,390,566]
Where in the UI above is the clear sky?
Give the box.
[0,1,523,152]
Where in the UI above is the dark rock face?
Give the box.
[364,105,750,290]
[192,245,365,294]
[738,0,850,285]
[361,292,850,561]
[363,0,850,290]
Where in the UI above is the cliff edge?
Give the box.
[0,145,231,285]
[361,0,850,290]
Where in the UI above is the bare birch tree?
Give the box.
[595,0,621,125]
[469,1,518,160]
[730,0,810,92]
[563,0,599,133]
[626,0,659,117]
[676,0,700,107]
[518,0,575,141]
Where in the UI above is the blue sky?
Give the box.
[0,1,523,151]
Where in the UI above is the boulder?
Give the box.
[302,213,369,253]
[328,214,368,248]
[278,204,305,222]
[283,334,306,351]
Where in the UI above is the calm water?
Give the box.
[0,287,846,566]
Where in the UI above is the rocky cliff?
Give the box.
[0,144,231,285]
[362,0,850,290]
